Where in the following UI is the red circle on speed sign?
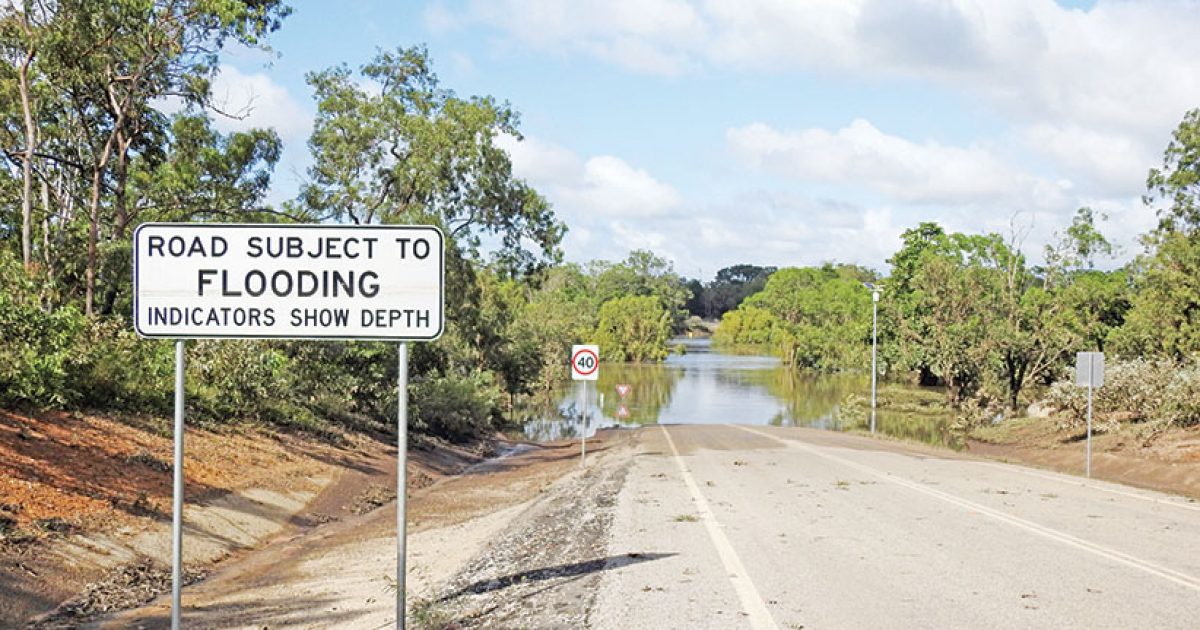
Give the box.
[572,348,599,376]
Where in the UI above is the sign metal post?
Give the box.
[171,340,185,630]
[396,342,408,629]
[1075,351,1105,478]
[581,381,587,466]
[135,224,443,629]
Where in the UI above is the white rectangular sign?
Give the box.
[571,344,599,381]
[134,223,444,340]
[1075,351,1105,388]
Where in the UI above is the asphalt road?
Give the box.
[591,424,1200,630]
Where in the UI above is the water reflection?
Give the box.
[516,338,959,447]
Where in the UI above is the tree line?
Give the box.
[716,110,1200,428]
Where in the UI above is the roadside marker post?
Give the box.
[134,223,444,630]
[1075,352,1105,478]
[571,345,599,466]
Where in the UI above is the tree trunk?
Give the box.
[17,48,36,271]
[85,166,102,316]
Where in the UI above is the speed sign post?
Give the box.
[571,345,599,465]
[134,223,443,630]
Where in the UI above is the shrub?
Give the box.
[592,295,671,362]
[0,253,86,407]
[185,340,306,426]
[1045,357,1200,428]
[68,319,174,413]
[411,371,503,441]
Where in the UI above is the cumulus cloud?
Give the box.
[208,65,312,142]
[435,0,1200,192]
[499,134,681,218]
[727,119,1072,211]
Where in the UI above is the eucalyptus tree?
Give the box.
[298,45,563,276]
[4,0,290,314]
[1113,109,1200,358]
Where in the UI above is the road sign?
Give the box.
[134,223,444,340]
[616,383,632,399]
[134,223,443,630]
[1075,351,1105,479]
[571,344,600,381]
[1075,352,1105,388]
[616,404,630,419]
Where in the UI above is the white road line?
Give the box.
[966,459,1200,513]
[735,425,1200,594]
[659,425,779,630]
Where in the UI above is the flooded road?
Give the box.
[518,338,959,447]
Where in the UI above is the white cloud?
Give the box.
[497,133,580,184]
[429,0,707,74]
[1019,123,1157,195]
[439,0,1200,192]
[727,119,1071,210]
[208,65,312,142]
[500,134,681,218]
[565,156,682,217]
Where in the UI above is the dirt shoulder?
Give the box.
[0,408,496,628]
[968,416,1200,500]
[94,429,632,629]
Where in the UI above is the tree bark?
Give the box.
[17,47,36,271]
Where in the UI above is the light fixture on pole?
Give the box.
[863,282,882,434]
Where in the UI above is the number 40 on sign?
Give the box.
[571,344,599,381]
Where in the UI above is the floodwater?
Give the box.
[517,338,961,447]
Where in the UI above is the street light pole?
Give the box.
[864,283,881,434]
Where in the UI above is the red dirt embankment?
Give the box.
[969,417,1200,500]
[0,408,492,627]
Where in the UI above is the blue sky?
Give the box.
[211,0,1200,279]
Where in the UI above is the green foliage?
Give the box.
[686,264,776,319]
[1042,207,1117,288]
[1116,110,1200,360]
[1146,108,1200,233]
[68,319,174,413]
[589,250,690,331]
[714,305,786,348]
[1046,357,1200,428]
[715,264,871,371]
[411,370,503,441]
[1053,270,1129,352]
[593,295,671,363]
[0,254,85,407]
[1112,231,1200,359]
[298,45,563,275]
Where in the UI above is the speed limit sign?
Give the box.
[571,344,600,381]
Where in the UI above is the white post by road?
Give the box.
[171,340,185,630]
[870,289,879,434]
[863,283,881,434]
[580,381,587,466]
[1086,355,1094,478]
[1075,351,1104,479]
[396,342,409,629]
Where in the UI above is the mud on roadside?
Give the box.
[411,432,635,629]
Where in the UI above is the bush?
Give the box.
[592,295,671,362]
[0,252,86,407]
[0,296,86,407]
[411,371,503,441]
[1045,357,1200,428]
[186,340,309,427]
[68,319,174,413]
